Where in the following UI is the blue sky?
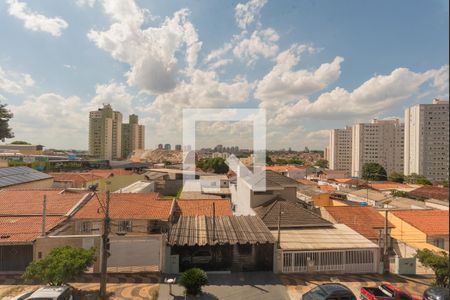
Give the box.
[0,0,448,150]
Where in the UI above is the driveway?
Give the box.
[159,272,290,300]
[278,273,433,300]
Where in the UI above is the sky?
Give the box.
[0,0,448,150]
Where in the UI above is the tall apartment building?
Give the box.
[121,114,145,158]
[89,105,145,160]
[329,126,352,173]
[352,119,404,177]
[89,104,123,160]
[404,99,449,182]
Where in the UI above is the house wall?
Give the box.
[426,234,449,251]
[388,213,427,245]
[34,236,102,272]
[312,194,332,207]
[3,178,54,190]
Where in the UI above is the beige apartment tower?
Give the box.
[89,105,145,160]
[329,126,352,173]
[351,119,404,178]
[122,114,145,158]
[404,99,449,182]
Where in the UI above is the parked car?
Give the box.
[302,283,356,300]
[14,286,73,300]
[423,287,449,300]
[11,289,37,300]
[361,284,420,300]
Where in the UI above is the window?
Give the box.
[433,238,445,249]
[147,220,162,234]
[79,221,92,233]
[118,220,132,232]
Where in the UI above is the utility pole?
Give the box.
[277,202,282,249]
[99,190,111,299]
[212,202,216,242]
[41,195,47,237]
[383,209,389,273]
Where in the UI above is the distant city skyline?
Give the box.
[0,0,448,150]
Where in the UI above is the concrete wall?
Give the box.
[3,178,54,190]
[426,234,449,251]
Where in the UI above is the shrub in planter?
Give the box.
[178,268,208,295]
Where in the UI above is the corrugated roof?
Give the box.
[274,224,379,250]
[0,166,52,188]
[168,215,275,246]
[253,197,332,229]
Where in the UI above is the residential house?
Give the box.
[0,189,91,272]
[330,178,364,190]
[347,189,391,207]
[408,186,449,210]
[114,180,155,193]
[297,187,331,207]
[0,166,53,190]
[317,170,350,180]
[389,210,448,256]
[253,198,380,274]
[264,165,307,180]
[368,182,415,193]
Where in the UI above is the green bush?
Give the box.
[178,268,208,295]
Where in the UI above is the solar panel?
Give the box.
[0,167,52,188]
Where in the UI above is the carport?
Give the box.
[167,215,275,272]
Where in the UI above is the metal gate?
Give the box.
[0,245,33,272]
[107,236,161,272]
[282,249,376,273]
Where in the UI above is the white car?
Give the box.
[13,286,73,300]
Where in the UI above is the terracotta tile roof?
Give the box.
[297,179,318,186]
[89,169,134,177]
[73,192,172,220]
[368,182,411,190]
[409,186,449,201]
[323,206,394,240]
[0,189,88,216]
[48,172,103,185]
[175,199,233,217]
[319,185,336,192]
[0,216,66,244]
[391,210,448,236]
[254,197,332,229]
[264,165,307,171]
[333,178,363,185]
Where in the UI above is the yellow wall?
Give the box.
[312,193,331,207]
[332,200,348,206]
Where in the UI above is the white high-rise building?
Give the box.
[89,104,122,160]
[329,126,352,173]
[404,99,449,182]
[352,119,404,177]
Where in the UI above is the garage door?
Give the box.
[0,245,33,272]
[107,236,161,270]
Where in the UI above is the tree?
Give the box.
[197,157,229,174]
[23,246,96,286]
[416,249,448,287]
[404,173,432,185]
[388,172,405,183]
[11,140,31,145]
[315,159,328,168]
[361,163,387,181]
[179,268,208,296]
[0,103,14,142]
[265,155,273,166]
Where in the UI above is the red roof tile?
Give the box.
[409,186,449,201]
[324,206,394,240]
[392,210,448,235]
[319,185,336,192]
[297,179,318,186]
[264,165,306,171]
[89,169,134,177]
[0,216,66,244]
[48,172,103,185]
[368,182,411,190]
[176,199,233,217]
[0,189,87,216]
[73,192,172,220]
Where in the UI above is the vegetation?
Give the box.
[0,103,14,142]
[416,249,448,287]
[266,155,273,166]
[390,190,413,199]
[271,158,304,165]
[197,157,229,174]
[23,246,96,286]
[179,268,208,296]
[315,159,328,168]
[11,140,31,145]
[404,173,432,185]
[388,172,405,183]
[361,163,387,181]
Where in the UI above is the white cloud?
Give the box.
[9,93,87,148]
[88,1,202,94]
[431,64,449,93]
[76,0,96,7]
[233,28,279,65]
[7,0,68,37]
[89,82,134,115]
[235,0,267,29]
[0,65,34,94]
[270,66,447,123]
[255,45,342,104]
